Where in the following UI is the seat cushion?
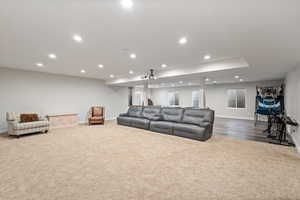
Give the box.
[173,123,205,134]
[14,121,49,130]
[130,118,150,129]
[142,106,161,120]
[182,109,214,127]
[173,123,207,140]
[127,106,143,118]
[161,107,184,122]
[90,116,104,120]
[150,121,174,135]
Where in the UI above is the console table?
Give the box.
[47,113,79,129]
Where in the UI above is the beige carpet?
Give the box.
[1,121,300,200]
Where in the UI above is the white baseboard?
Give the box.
[107,117,117,121]
[294,140,300,153]
[291,134,300,153]
[79,118,116,125]
[0,127,7,134]
[216,115,253,121]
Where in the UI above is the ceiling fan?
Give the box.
[141,69,157,80]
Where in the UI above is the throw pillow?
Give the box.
[20,114,39,123]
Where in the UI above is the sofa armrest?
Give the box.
[199,122,214,141]
[7,121,17,135]
[39,115,48,121]
[119,113,128,117]
[199,122,211,128]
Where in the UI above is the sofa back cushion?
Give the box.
[92,107,104,116]
[182,109,214,127]
[142,106,161,120]
[161,107,184,122]
[127,106,143,117]
[20,113,39,123]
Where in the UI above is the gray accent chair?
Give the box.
[117,106,215,141]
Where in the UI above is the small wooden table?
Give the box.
[47,113,79,129]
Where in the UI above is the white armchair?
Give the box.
[6,112,50,137]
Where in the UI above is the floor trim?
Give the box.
[216,115,253,121]
[0,127,7,134]
[291,135,300,153]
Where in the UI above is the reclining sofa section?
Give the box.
[117,106,215,141]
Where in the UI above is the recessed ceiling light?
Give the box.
[130,53,136,59]
[234,75,240,79]
[48,54,57,59]
[213,81,217,84]
[179,37,187,45]
[80,69,86,73]
[98,64,104,68]
[240,79,244,82]
[205,78,210,81]
[161,64,167,68]
[110,74,115,78]
[204,55,211,60]
[179,81,183,84]
[129,70,134,74]
[73,34,83,43]
[121,0,133,9]
[36,63,44,67]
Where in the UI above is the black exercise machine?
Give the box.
[268,115,298,146]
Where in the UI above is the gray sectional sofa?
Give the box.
[117,106,215,141]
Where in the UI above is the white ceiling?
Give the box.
[0,0,299,86]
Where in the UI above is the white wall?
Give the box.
[151,86,204,108]
[152,80,283,120]
[0,68,128,133]
[285,67,300,152]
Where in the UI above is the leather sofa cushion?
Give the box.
[161,108,184,122]
[150,121,173,129]
[142,106,161,120]
[182,109,214,127]
[90,116,104,120]
[130,118,150,129]
[117,116,132,126]
[149,121,174,135]
[173,123,205,135]
[92,107,103,116]
[127,106,143,118]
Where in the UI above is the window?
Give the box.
[192,91,200,107]
[168,91,179,106]
[133,91,143,105]
[227,89,246,108]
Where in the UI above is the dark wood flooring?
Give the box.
[214,117,272,143]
